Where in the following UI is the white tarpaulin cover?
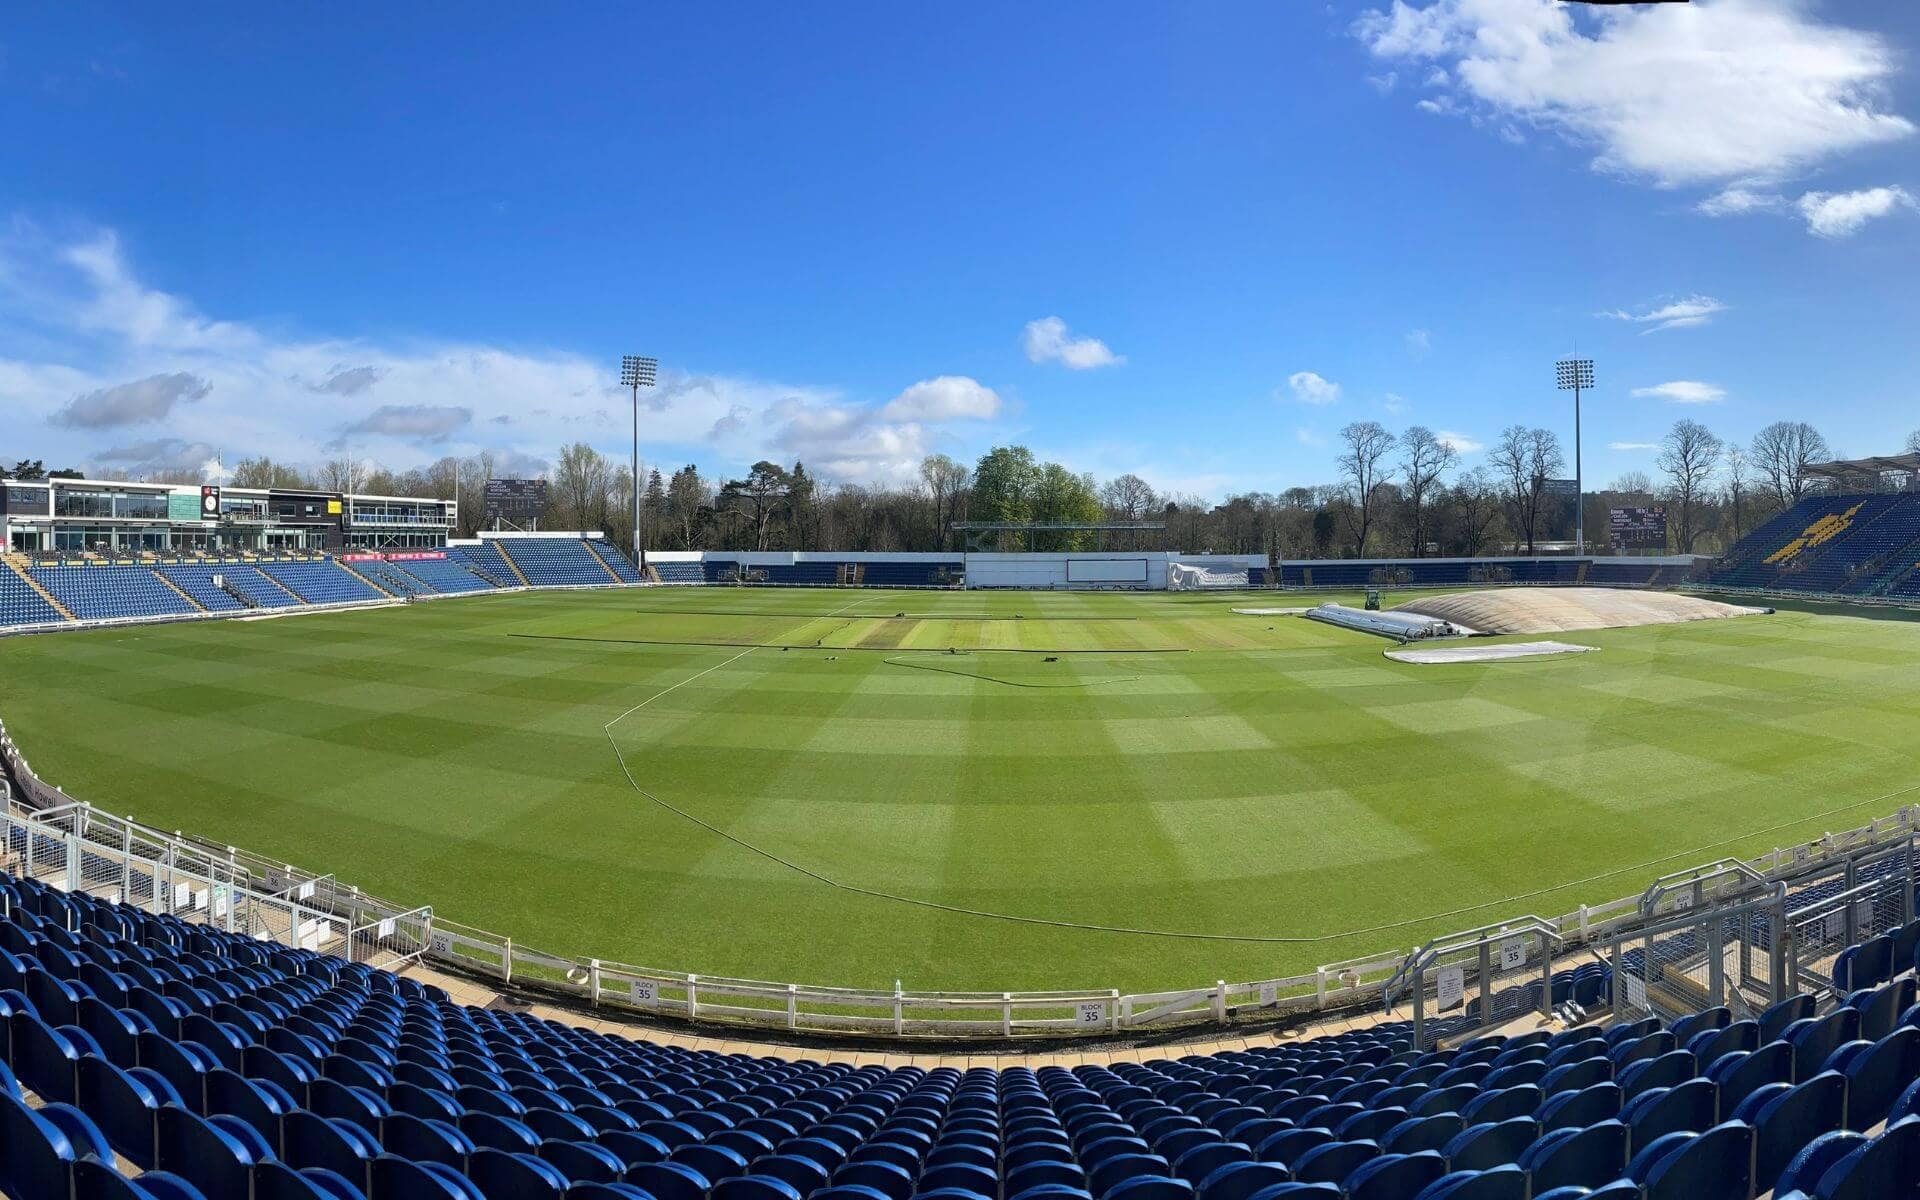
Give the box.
[1168,563,1249,590]
[1386,640,1598,664]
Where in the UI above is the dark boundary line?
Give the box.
[622,607,1141,622]
[881,654,1150,689]
[514,633,1188,654]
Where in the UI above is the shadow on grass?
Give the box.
[1686,591,1920,625]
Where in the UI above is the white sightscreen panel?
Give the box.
[1066,559,1148,583]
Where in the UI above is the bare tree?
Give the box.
[1907,428,1920,455]
[1658,419,1723,553]
[456,451,496,536]
[1099,472,1158,549]
[1608,471,1655,499]
[1449,467,1502,556]
[1335,421,1397,556]
[1398,426,1456,557]
[231,457,309,489]
[1722,444,1752,544]
[1750,421,1830,506]
[918,454,969,551]
[314,457,368,493]
[550,442,612,531]
[1489,425,1565,554]
[667,464,711,549]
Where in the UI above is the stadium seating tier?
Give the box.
[1,857,1918,1200]
[0,566,67,628]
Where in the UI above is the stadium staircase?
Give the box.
[480,542,532,587]
[243,568,306,608]
[219,579,261,610]
[333,561,397,599]
[580,541,626,584]
[1,558,73,623]
[148,571,208,614]
[2,853,1920,1200]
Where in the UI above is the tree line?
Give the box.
[8,421,1919,558]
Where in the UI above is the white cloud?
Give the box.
[1700,182,1915,237]
[879,375,1002,422]
[1602,295,1727,333]
[1383,392,1410,415]
[1295,427,1328,448]
[1631,380,1726,404]
[89,437,225,479]
[1696,186,1785,217]
[1285,371,1343,406]
[1022,316,1123,369]
[763,396,939,485]
[1405,328,1432,357]
[1609,441,1659,451]
[1436,430,1482,453]
[0,222,1002,487]
[1354,0,1913,188]
[1796,186,1916,238]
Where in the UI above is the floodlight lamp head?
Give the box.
[1556,359,1594,390]
[620,355,658,388]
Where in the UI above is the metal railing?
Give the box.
[5,711,1920,1041]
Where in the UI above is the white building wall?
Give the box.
[963,552,1173,589]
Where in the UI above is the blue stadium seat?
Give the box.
[1517,1119,1628,1193]
[1835,1026,1920,1127]
[1342,1150,1446,1200]
[4,855,1920,1200]
[1786,1008,1860,1080]
[1410,1165,1526,1200]
[1811,1115,1920,1199]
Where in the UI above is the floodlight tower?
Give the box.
[1556,358,1594,553]
[620,354,658,572]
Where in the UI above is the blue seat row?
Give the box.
[0,565,68,626]
[27,565,199,622]
[255,563,386,606]
[497,540,618,587]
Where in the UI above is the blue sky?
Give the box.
[3,0,1917,498]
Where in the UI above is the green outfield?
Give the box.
[3,586,1919,994]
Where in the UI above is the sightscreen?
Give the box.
[1065,558,1148,583]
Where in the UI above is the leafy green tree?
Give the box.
[643,469,667,547]
[1029,462,1103,550]
[970,446,1038,548]
[719,460,794,550]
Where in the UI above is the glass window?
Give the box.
[5,486,50,514]
[117,493,169,519]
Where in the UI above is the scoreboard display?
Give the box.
[484,478,548,527]
[1610,505,1668,550]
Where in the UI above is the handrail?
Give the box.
[1639,858,1772,917]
